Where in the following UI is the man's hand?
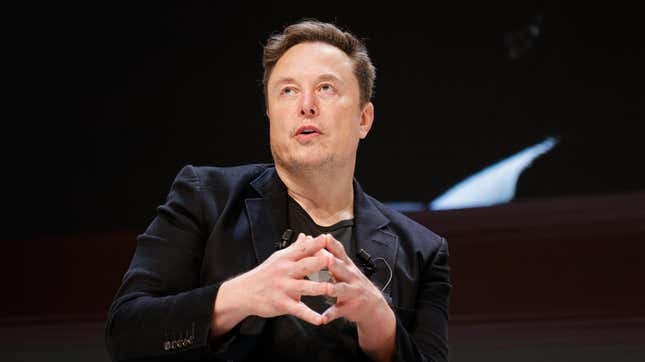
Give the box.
[211,233,334,337]
[322,234,396,362]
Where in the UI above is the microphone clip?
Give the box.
[356,248,376,277]
[274,229,294,250]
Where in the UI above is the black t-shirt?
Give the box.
[253,196,361,361]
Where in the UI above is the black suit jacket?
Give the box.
[105,164,451,361]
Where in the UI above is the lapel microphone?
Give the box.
[357,248,393,293]
[356,248,376,277]
[274,229,294,250]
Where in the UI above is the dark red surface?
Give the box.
[409,191,645,323]
[4,191,645,325]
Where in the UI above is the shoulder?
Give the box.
[182,163,272,190]
[167,163,273,227]
[173,163,273,205]
[365,193,446,252]
[369,194,443,240]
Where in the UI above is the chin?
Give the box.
[279,153,336,172]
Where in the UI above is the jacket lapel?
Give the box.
[245,167,289,265]
[353,180,399,299]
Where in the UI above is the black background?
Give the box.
[11,2,644,238]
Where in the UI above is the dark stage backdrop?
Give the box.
[12,2,644,238]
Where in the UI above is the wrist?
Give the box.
[357,299,396,361]
[211,277,249,337]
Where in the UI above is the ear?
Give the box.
[265,106,274,128]
[358,102,374,139]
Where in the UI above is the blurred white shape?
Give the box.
[430,137,558,211]
[382,201,426,212]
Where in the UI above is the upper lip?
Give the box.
[294,125,322,136]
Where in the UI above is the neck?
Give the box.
[275,162,355,227]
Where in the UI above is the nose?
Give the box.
[299,90,318,118]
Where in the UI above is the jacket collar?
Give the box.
[245,166,398,295]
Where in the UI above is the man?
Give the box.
[106,20,451,362]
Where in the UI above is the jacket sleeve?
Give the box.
[105,165,227,361]
[392,237,451,362]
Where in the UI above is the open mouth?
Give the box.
[295,125,322,137]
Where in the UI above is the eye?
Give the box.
[318,83,336,94]
[281,86,297,96]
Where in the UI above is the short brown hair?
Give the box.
[262,20,376,107]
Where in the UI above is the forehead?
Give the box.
[269,42,356,85]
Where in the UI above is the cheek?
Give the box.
[335,107,363,138]
[269,122,287,144]
[268,110,289,133]
[336,97,362,127]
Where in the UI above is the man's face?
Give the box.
[266,41,373,173]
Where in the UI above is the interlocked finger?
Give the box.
[287,300,325,326]
[327,255,355,282]
[286,234,327,261]
[291,249,333,278]
[330,281,355,301]
[323,234,352,263]
[292,279,334,297]
[322,304,346,324]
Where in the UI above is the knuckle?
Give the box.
[269,298,282,312]
[297,284,306,295]
[336,283,347,295]
[274,249,288,260]
[319,249,332,259]
[278,275,294,290]
[294,233,305,243]
[272,279,285,293]
[274,262,288,275]
[308,281,318,292]
[295,280,308,294]
[318,237,328,248]
[318,254,329,268]
[316,283,326,294]
[277,299,290,311]
[299,264,309,277]
[325,282,334,294]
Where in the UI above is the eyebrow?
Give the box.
[271,77,298,90]
[271,73,345,90]
[316,73,344,85]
